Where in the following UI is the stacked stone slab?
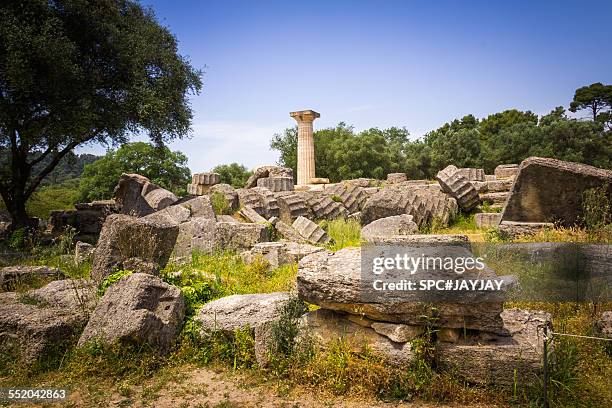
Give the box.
[187,172,220,195]
[306,194,348,221]
[480,192,509,205]
[475,212,503,228]
[494,164,519,179]
[237,188,266,216]
[386,173,407,184]
[274,192,310,223]
[457,168,485,182]
[251,187,279,218]
[323,182,369,214]
[256,176,294,192]
[292,216,331,244]
[241,241,324,269]
[436,165,480,211]
[297,241,550,385]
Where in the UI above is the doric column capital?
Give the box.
[290,109,320,123]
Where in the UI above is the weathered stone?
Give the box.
[301,309,415,366]
[348,212,362,222]
[241,241,324,269]
[310,177,329,184]
[386,173,407,184]
[370,321,424,343]
[480,191,509,205]
[121,258,160,276]
[0,279,94,364]
[171,218,216,260]
[324,183,369,214]
[475,213,502,228]
[272,219,307,243]
[361,214,417,241]
[436,165,480,211]
[143,188,178,211]
[498,221,554,239]
[483,178,514,193]
[595,311,612,339]
[209,183,239,212]
[192,172,220,186]
[214,222,270,251]
[143,204,191,225]
[239,205,268,223]
[246,166,293,189]
[306,195,348,221]
[494,164,519,179]
[298,244,515,333]
[361,185,457,228]
[78,273,184,353]
[239,187,280,219]
[50,200,118,239]
[91,214,179,281]
[256,177,294,192]
[0,266,64,291]
[195,292,293,333]
[292,216,331,245]
[345,178,380,188]
[502,157,612,226]
[178,195,216,219]
[436,309,551,386]
[217,214,238,223]
[74,241,95,264]
[457,168,485,182]
[274,192,310,223]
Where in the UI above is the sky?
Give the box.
[79,0,612,172]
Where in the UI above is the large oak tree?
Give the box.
[0,0,202,229]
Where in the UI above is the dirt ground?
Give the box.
[8,366,503,408]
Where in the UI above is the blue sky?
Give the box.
[80,0,612,172]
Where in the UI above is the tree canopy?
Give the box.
[78,142,190,202]
[212,163,252,188]
[0,0,201,228]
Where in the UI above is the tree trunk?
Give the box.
[3,191,35,232]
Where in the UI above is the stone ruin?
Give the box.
[2,143,611,389]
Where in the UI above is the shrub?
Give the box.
[210,192,231,215]
[581,184,611,229]
[98,270,132,296]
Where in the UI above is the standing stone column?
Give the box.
[290,110,320,185]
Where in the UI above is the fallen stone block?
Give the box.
[386,173,407,184]
[498,221,555,239]
[457,168,485,182]
[292,216,331,245]
[143,188,178,212]
[214,221,270,251]
[274,192,310,223]
[114,174,177,216]
[475,213,502,228]
[310,177,330,184]
[480,191,509,206]
[436,165,480,211]
[256,176,294,192]
[494,164,519,179]
[171,218,216,260]
[324,183,369,214]
[361,214,418,241]
[0,279,95,365]
[74,241,95,264]
[436,309,551,387]
[209,183,239,212]
[239,205,268,223]
[301,309,416,366]
[502,157,612,226]
[484,178,514,193]
[270,217,307,243]
[298,242,516,333]
[595,311,612,339]
[246,166,293,189]
[91,214,179,281]
[78,273,184,353]
[241,241,323,269]
[0,266,64,291]
[306,195,348,221]
[250,187,280,218]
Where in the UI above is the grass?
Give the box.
[2,218,612,407]
[319,218,362,250]
[0,180,80,220]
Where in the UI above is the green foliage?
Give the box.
[581,184,611,229]
[569,82,612,122]
[98,270,133,296]
[266,297,309,374]
[212,163,252,188]
[0,0,201,227]
[210,192,231,215]
[7,227,26,250]
[78,142,191,201]
[320,218,362,250]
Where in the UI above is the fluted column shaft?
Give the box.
[290,110,320,185]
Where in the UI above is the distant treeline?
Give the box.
[271,107,611,182]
